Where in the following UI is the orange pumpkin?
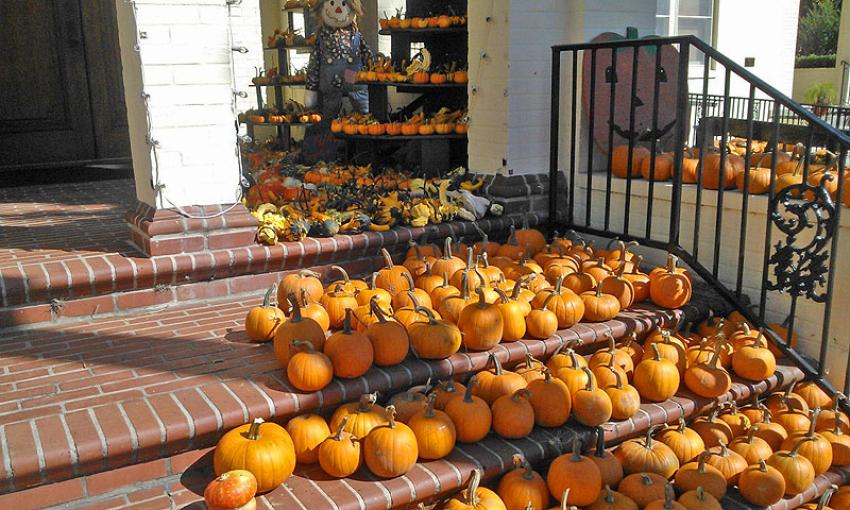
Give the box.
[546,438,603,507]
[245,286,285,342]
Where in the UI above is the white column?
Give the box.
[115,0,263,209]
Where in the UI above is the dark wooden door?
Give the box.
[0,0,129,168]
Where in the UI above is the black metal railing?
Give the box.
[548,35,850,397]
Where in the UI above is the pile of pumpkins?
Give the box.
[448,378,849,510]
[610,143,850,207]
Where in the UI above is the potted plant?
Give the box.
[805,82,838,116]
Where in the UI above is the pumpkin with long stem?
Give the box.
[794,380,833,410]
[431,379,466,410]
[691,406,734,448]
[618,331,644,367]
[273,294,325,368]
[445,375,492,443]
[820,411,850,465]
[278,270,323,307]
[732,329,776,381]
[526,368,571,427]
[615,424,680,479]
[767,437,816,496]
[546,341,588,372]
[827,485,850,508]
[599,265,636,310]
[497,455,548,510]
[766,380,810,416]
[561,263,597,294]
[674,451,727,500]
[683,340,731,398]
[459,287,504,351]
[286,341,333,392]
[649,254,692,309]
[752,405,789,450]
[328,265,367,292]
[364,300,409,366]
[617,472,666,508]
[321,283,358,329]
[407,306,462,359]
[299,288,330,331]
[775,401,814,435]
[799,485,839,510]
[780,407,833,474]
[601,364,640,420]
[318,416,362,478]
[213,418,296,493]
[388,384,429,423]
[546,438,602,506]
[633,343,680,402]
[431,237,466,277]
[363,405,418,478]
[515,353,546,383]
[357,272,393,307]
[286,413,330,465]
[375,248,412,295]
[525,294,559,339]
[738,459,785,506]
[555,352,595,398]
[676,486,721,510]
[392,273,433,310]
[815,392,849,433]
[592,355,628,390]
[408,393,456,460]
[644,483,685,510]
[716,401,750,438]
[474,353,528,404]
[492,389,535,439]
[643,329,687,374]
[705,439,748,484]
[583,257,613,284]
[415,262,444,295]
[329,393,387,439]
[245,285,286,342]
[587,485,638,510]
[730,425,773,465]
[446,469,507,510]
[204,470,257,510]
[492,288,527,341]
[590,427,624,489]
[531,275,585,328]
[394,292,433,328]
[656,417,705,465]
[439,272,475,324]
[581,285,621,322]
[590,332,635,379]
[323,309,373,379]
[430,271,461,309]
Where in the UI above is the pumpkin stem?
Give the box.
[676,416,687,433]
[512,388,532,402]
[371,298,389,323]
[834,410,845,436]
[402,272,415,292]
[640,473,653,486]
[553,274,565,294]
[464,469,482,506]
[789,436,815,457]
[666,253,678,273]
[381,248,395,269]
[357,393,378,412]
[580,366,596,392]
[464,376,477,403]
[369,272,379,291]
[594,426,607,458]
[423,392,437,418]
[541,290,558,310]
[413,305,438,324]
[331,265,351,284]
[697,450,711,473]
[288,292,303,321]
[385,405,398,429]
[603,485,615,504]
[662,483,675,509]
[570,437,583,462]
[342,309,353,334]
[695,486,706,502]
[808,407,821,437]
[245,417,263,441]
[493,287,511,305]
[644,424,662,449]
[465,247,474,270]
[746,424,758,444]
[650,342,663,361]
[406,290,423,310]
[262,285,275,308]
[332,415,349,441]
[817,485,838,510]
[444,237,453,259]
[474,286,488,306]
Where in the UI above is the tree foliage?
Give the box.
[797,0,842,56]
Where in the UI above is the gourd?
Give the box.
[204,470,257,510]
[213,418,296,493]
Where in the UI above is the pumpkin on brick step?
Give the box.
[751,405,789,450]
[525,295,559,339]
[591,354,628,392]
[730,425,774,465]
[526,368,571,427]
[492,288,528,341]
[496,226,526,260]
[617,473,666,509]
[515,216,546,256]
[732,330,776,381]
[204,470,257,510]
[601,363,640,420]
[691,406,734,448]
[214,418,296,493]
[430,379,467,410]
[553,350,594,397]
[781,407,833,475]
[323,309,373,379]
[317,416,362,478]
[459,287,504,351]
[357,273,393,308]
[590,427,625,489]
[429,271,461,310]
[633,343,680,402]
[392,275,433,310]
[674,451,727,500]
[415,262,445,295]
[644,483,686,510]
[531,276,585,328]
[738,459,786,507]
[580,286,621,322]
[445,375,493,443]
[649,254,692,309]
[278,270,324,309]
[328,265,367,293]
[766,382,810,417]
[599,267,636,310]
[388,384,428,423]
[587,485,639,510]
[363,405,418,478]
[321,283,358,329]
[298,289,330,332]
[618,331,644,367]
[705,440,748,484]
[612,144,650,178]
[547,438,603,507]
[794,380,833,410]
[497,454,548,510]
[572,367,612,427]
[446,469,508,510]
[364,301,409,366]
[438,273,476,324]
[766,437,816,496]
[820,412,850,466]
[394,293,434,328]
[330,393,387,439]
[431,237,467,277]
[817,393,850,434]
[683,341,731,399]
[546,341,588,372]
[615,424,680,479]
[491,389,535,439]
[656,417,705,465]
[407,307,462,360]
[474,353,528,404]
[286,413,330,465]
[620,256,651,302]
[678,487,723,510]
[408,394,456,460]
[245,285,285,342]
[286,341,333,392]
[736,166,773,194]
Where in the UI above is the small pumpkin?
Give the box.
[731,329,777,381]
[515,353,546,384]
[794,380,833,410]
[323,309,374,379]
[388,385,428,423]
[459,287,505,351]
[365,300,409,366]
[408,393,456,460]
[580,286,621,322]
[766,437,816,496]
[730,425,773,465]
[691,407,734,448]
[673,451,727,500]
[780,407,833,475]
[587,485,638,510]
[432,237,469,277]
[317,416,362,478]
[590,427,624,489]
[363,405,418,478]
[618,472,666,508]
[491,389,535,439]
[278,270,323,307]
[321,283,358,329]
[273,293,325,367]
[656,417,706,465]
[546,438,603,507]
[286,413,330,465]
[407,307,462,360]
[705,440,748,485]
[738,459,785,507]
[644,483,685,510]
[357,272,393,308]
[572,366,612,427]
[497,454,549,510]
[329,393,387,439]
[213,418,296,493]
[474,353,528,405]
[445,375,492,443]
[245,285,285,342]
[525,294,560,339]
[527,368,571,427]
[614,424,680,479]
[554,352,595,398]
[683,342,731,399]
[677,487,722,510]
[375,248,412,295]
[431,379,467,410]
[633,343,680,402]
[286,341,333,392]
[298,288,331,332]
[820,412,850,466]
[751,405,789,450]
[600,363,640,420]
[649,254,692,309]
[204,470,257,510]
[446,469,508,510]
[531,276,585,328]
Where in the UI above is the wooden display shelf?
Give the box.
[263,45,313,51]
[358,81,466,89]
[334,132,466,141]
[378,27,466,36]
[250,82,306,88]
[243,120,317,127]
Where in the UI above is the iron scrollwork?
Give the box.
[766,173,837,303]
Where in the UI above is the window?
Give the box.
[656,0,714,63]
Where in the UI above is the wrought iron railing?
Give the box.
[548,35,850,397]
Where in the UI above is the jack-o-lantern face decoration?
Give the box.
[581,31,686,152]
[316,0,362,28]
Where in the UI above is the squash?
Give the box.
[213,418,296,493]
[497,455,548,510]
[546,438,603,507]
[738,459,785,507]
[204,470,257,510]
[614,424,680,479]
[317,416,362,478]
[363,405,418,478]
[245,285,285,342]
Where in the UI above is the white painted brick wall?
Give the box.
[116,0,263,208]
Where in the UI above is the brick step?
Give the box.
[14,361,808,510]
[0,213,540,328]
[0,279,675,498]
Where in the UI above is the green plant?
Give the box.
[795,53,837,68]
[797,0,842,56]
[805,81,839,104]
